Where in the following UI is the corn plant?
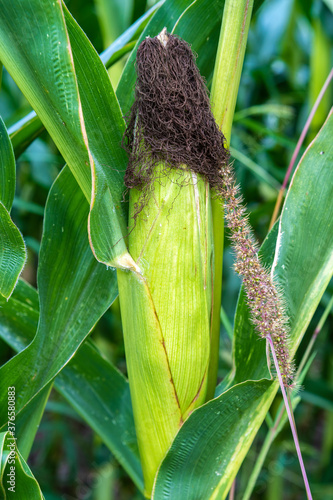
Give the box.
[0,0,332,499]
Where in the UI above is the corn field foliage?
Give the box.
[0,0,332,499]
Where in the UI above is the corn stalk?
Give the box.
[208,0,254,396]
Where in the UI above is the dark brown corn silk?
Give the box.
[123,30,229,216]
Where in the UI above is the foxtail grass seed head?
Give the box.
[124,31,293,383]
[221,163,294,386]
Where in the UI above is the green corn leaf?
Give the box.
[56,341,143,490]
[235,116,297,149]
[153,109,333,499]
[0,116,15,211]
[0,0,134,267]
[0,203,26,299]
[63,4,132,267]
[0,432,44,499]
[272,109,333,357]
[100,0,163,67]
[153,379,275,500]
[309,19,331,141]
[233,103,294,121]
[0,280,39,351]
[0,116,26,299]
[230,146,280,190]
[12,386,52,460]
[104,40,137,68]
[130,0,147,24]
[94,0,133,47]
[11,199,44,217]
[0,1,90,196]
[0,279,143,491]
[0,166,118,435]
[8,111,45,160]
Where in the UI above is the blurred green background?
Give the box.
[0,0,332,498]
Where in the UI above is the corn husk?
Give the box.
[117,165,214,496]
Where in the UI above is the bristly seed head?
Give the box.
[220,164,294,386]
[123,32,294,387]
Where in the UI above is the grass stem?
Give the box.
[228,479,236,500]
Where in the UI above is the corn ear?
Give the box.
[117,165,214,496]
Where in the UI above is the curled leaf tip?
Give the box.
[115,253,142,274]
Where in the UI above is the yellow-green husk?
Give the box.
[117,165,214,496]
